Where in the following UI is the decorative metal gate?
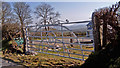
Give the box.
[25,21,94,61]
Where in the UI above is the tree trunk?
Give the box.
[19,16,26,54]
[21,27,26,54]
[44,20,48,36]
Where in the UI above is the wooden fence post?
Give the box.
[102,17,107,47]
[70,32,73,47]
[92,12,101,52]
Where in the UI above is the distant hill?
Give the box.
[67,24,87,32]
[53,23,88,33]
[30,22,88,33]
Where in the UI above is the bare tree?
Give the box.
[13,2,32,54]
[1,2,18,41]
[34,3,60,31]
[1,2,13,24]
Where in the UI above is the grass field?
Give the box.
[2,37,93,67]
[2,53,84,67]
[29,45,93,60]
[28,38,94,61]
[0,51,2,56]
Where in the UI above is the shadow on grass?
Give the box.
[2,57,26,68]
[69,42,120,68]
[2,40,10,51]
[2,40,23,54]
